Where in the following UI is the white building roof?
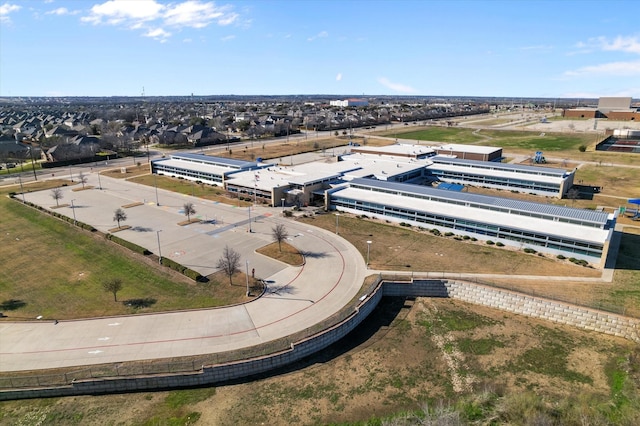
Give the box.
[332,183,610,244]
[353,143,435,157]
[225,155,426,190]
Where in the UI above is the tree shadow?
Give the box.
[131,226,153,232]
[122,298,157,309]
[265,283,297,296]
[299,250,328,259]
[0,299,26,311]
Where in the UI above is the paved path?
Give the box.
[0,174,367,372]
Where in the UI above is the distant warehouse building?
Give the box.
[326,178,617,268]
[329,98,369,107]
[563,96,640,121]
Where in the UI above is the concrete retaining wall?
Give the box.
[2,278,637,400]
[0,283,384,400]
[384,280,639,342]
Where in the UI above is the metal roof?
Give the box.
[431,156,568,176]
[349,178,610,224]
[171,153,256,169]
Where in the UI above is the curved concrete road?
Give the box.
[0,174,367,372]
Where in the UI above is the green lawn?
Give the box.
[390,127,485,144]
[0,189,243,320]
[128,174,253,206]
[389,126,594,152]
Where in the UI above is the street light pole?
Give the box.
[156,230,162,265]
[248,206,252,232]
[70,199,77,225]
[153,172,160,206]
[18,174,25,202]
[335,213,340,235]
[281,197,285,214]
[245,259,250,296]
[366,240,372,268]
[97,171,102,190]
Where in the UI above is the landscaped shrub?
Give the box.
[495,242,504,247]
[470,237,477,241]
[399,222,411,227]
[462,235,470,240]
[183,268,205,282]
[430,229,441,236]
[523,248,537,254]
[444,232,454,237]
[486,240,494,245]
[107,234,151,255]
[569,257,589,267]
[556,254,566,260]
[161,257,185,274]
[578,145,587,152]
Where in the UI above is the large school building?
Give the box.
[352,144,574,198]
[326,178,617,267]
[150,152,614,267]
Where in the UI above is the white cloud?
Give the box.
[377,77,417,94]
[336,73,342,81]
[564,60,640,77]
[81,0,238,41]
[221,34,235,42]
[164,1,237,28]
[600,35,640,54]
[144,27,171,41]
[0,3,21,24]
[307,30,328,41]
[573,35,640,55]
[82,0,163,25]
[46,7,80,16]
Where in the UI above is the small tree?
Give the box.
[113,208,127,228]
[102,278,123,302]
[272,224,289,252]
[183,202,196,222]
[50,187,63,206]
[78,172,88,189]
[216,245,241,285]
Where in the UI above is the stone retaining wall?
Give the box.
[383,280,639,342]
[2,278,637,400]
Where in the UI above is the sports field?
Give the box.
[388,127,595,153]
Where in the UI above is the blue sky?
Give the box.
[1,0,639,98]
